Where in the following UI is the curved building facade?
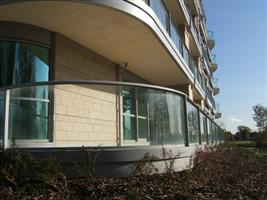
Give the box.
[0,0,223,176]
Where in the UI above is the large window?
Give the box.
[122,87,185,145]
[150,0,169,31]
[200,112,207,144]
[182,43,190,66]
[0,41,49,86]
[207,118,212,143]
[170,19,182,54]
[0,41,50,140]
[187,102,200,144]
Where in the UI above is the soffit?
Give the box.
[0,1,189,85]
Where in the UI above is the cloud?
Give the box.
[230,116,242,124]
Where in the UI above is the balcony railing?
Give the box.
[204,85,215,108]
[213,78,220,95]
[208,31,215,49]
[215,103,222,119]
[210,53,218,73]
[0,80,224,149]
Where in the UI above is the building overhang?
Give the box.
[0,0,194,86]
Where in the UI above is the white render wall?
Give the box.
[53,34,118,146]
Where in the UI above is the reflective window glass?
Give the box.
[0,41,50,140]
[187,102,200,144]
[150,0,168,30]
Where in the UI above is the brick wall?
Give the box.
[53,34,118,146]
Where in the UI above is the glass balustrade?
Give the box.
[187,101,200,144]
[0,81,224,148]
[200,112,207,144]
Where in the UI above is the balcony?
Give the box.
[0,80,224,149]
[215,104,222,119]
[213,78,220,95]
[208,31,215,49]
[210,54,218,73]
[204,85,215,109]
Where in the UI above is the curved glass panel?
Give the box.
[122,86,185,145]
[187,101,200,144]
[1,82,223,146]
[8,86,49,140]
[0,41,50,140]
[0,41,49,86]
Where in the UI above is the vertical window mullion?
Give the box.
[135,87,138,141]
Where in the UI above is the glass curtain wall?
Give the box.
[122,87,185,145]
[0,41,50,140]
[186,101,200,144]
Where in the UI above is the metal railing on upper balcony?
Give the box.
[211,54,217,64]
[208,31,215,41]
[204,85,215,108]
[213,78,219,88]
[207,31,215,49]
[216,103,220,113]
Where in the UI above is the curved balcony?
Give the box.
[0,0,196,87]
[208,31,215,49]
[215,104,222,119]
[0,80,224,149]
[213,78,220,96]
[210,54,218,73]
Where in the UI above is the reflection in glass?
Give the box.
[170,19,182,54]
[187,102,200,144]
[207,118,212,143]
[150,0,168,30]
[0,41,50,140]
[122,88,136,140]
[8,86,49,140]
[123,114,136,140]
[182,44,190,66]
[122,87,185,145]
[200,112,207,143]
[0,41,49,86]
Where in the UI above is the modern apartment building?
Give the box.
[0,0,223,176]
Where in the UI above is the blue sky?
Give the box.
[203,0,267,133]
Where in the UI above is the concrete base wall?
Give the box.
[24,144,201,178]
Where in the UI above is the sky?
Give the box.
[203,0,267,133]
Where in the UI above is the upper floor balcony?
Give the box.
[186,0,198,16]
[213,78,220,95]
[215,104,222,119]
[208,31,215,49]
[204,85,215,109]
[210,53,218,73]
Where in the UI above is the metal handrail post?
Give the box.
[4,89,10,150]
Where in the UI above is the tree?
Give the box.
[252,104,267,133]
[236,125,251,140]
